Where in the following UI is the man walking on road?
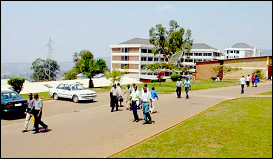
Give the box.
[184,78,191,99]
[176,78,183,98]
[129,86,140,122]
[246,74,250,87]
[150,87,159,114]
[22,93,35,133]
[239,76,246,94]
[110,84,119,112]
[33,93,48,134]
[140,87,153,124]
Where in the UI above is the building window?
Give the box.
[121,48,129,53]
[121,56,128,61]
[194,53,199,56]
[148,57,153,61]
[121,64,128,69]
[141,49,147,53]
[236,50,239,54]
[185,59,193,62]
[231,50,233,53]
[154,57,159,61]
[189,53,193,56]
[208,53,212,56]
[141,57,147,61]
[148,49,152,53]
[141,65,146,69]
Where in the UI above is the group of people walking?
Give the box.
[110,83,159,124]
[22,93,48,134]
[239,74,260,94]
[176,77,191,99]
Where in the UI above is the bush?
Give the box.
[8,77,25,94]
[171,73,182,81]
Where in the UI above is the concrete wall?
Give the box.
[195,61,221,80]
[223,57,269,80]
[195,56,272,80]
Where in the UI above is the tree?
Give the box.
[105,69,126,85]
[252,69,264,79]
[211,65,242,80]
[8,77,25,94]
[70,50,109,88]
[142,62,192,75]
[31,58,60,81]
[64,68,78,80]
[149,20,193,62]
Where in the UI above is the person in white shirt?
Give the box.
[176,78,183,98]
[246,74,250,87]
[22,93,35,133]
[239,76,246,94]
[33,93,48,134]
[140,87,153,124]
[116,83,123,107]
[110,84,120,112]
[131,83,140,108]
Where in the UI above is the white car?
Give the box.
[49,83,97,103]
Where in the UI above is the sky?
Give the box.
[1,1,272,63]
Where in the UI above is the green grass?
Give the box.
[19,79,269,99]
[259,91,272,95]
[113,97,272,158]
[20,80,239,99]
[120,80,239,93]
[20,92,52,99]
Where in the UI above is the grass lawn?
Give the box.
[92,80,239,93]
[259,91,272,95]
[20,80,239,99]
[113,97,272,158]
[20,92,52,99]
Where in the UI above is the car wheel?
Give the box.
[72,95,79,103]
[53,93,59,100]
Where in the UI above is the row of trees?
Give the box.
[11,19,243,93]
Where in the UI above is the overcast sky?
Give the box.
[1,1,272,63]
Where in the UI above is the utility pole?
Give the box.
[45,37,54,81]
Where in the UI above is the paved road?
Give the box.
[1,81,272,158]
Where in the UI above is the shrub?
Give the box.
[171,73,182,81]
[7,77,25,94]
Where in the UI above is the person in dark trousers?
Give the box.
[254,75,259,87]
[129,86,140,122]
[140,87,153,124]
[184,78,191,99]
[32,93,48,134]
[246,74,250,87]
[251,75,255,87]
[110,84,119,112]
[176,78,183,98]
[239,75,246,94]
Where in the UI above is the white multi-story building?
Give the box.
[110,38,164,75]
[110,38,224,75]
[224,43,262,59]
[181,43,224,67]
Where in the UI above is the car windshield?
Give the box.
[70,84,86,90]
[1,92,23,100]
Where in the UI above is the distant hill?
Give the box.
[261,49,272,56]
[1,56,111,80]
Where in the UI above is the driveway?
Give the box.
[1,81,272,158]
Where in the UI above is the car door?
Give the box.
[55,84,65,98]
[62,84,73,99]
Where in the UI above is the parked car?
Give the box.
[49,83,97,103]
[1,90,28,117]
